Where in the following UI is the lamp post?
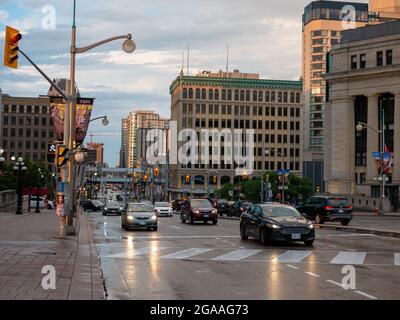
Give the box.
[35,168,45,213]
[63,0,136,235]
[88,115,109,126]
[13,157,27,215]
[356,98,388,214]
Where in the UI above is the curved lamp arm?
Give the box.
[75,34,133,54]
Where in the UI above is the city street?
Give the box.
[87,212,400,300]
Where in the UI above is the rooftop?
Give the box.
[341,19,400,43]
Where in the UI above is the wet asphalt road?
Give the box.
[87,212,400,300]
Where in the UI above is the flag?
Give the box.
[383,145,393,174]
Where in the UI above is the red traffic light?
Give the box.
[10,33,22,44]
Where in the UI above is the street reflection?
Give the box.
[268,259,282,299]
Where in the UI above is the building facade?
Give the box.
[325,20,400,211]
[119,117,129,168]
[0,94,55,170]
[86,142,104,165]
[169,70,304,198]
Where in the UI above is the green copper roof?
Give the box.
[170,76,303,94]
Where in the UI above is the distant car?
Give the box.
[181,199,218,225]
[172,199,185,212]
[102,200,125,216]
[121,202,158,231]
[213,199,231,216]
[240,203,315,246]
[297,196,353,226]
[231,201,252,217]
[30,197,54,209]
[82,200,104,212]
[154,202,173,217]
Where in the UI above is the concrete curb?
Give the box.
[317,224,400,238]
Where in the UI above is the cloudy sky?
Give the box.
[0,0,367,165]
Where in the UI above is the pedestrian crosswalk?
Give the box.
[101,246,400,267]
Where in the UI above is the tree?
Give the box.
[240,179,261,203]
[215,183,234,200]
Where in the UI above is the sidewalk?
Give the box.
[0,209,105,300]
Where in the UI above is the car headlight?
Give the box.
[127,216,135,220]
[212,209,217,214]
[104,207,108,210]
[150,215,157,221]
[267,223,281,229]
[193,210,200,214]
[119,207,124,211]
[308,224,314,229]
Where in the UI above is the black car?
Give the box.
[82,200,104,212]
[240,203,315,246]
[298,196,353,225]
[212,199,231,216]
[102,200,125,216]
[231,201,252,217]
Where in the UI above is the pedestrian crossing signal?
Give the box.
[56,146,69,167]
[4,26,22,69]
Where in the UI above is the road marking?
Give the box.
[273,250,312,263]
[212,249,262,261]
[105,247,167,258]
[304,271,320,278]
[330,251,366,265]
[124,235,240,240]
[345,248,357,252]
[355,290,378,300]
[395,253,400,266]
[161,248,213,259]
[326,279,343,288]
[286,264,299,270]
[171,225,182,230]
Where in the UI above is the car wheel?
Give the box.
[315,214,323,224]
[181,213,186,224]
[240,224,248,240]
[341,220,350,226]
[212,219,218,225]
[260,229,268,245]
[188,214,194,225]
[304,240,314,246]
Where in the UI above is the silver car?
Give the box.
[121,203,158,231]
[154,202,173,217]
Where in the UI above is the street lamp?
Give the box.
[89,115,109,126]
[13,157,27,215]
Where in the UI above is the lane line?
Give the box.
[273,250,312,263]
[213,249,262,261]
[395,253,400,266]
[304,271,320,278]
[171,226,182,230]
[330,251,367,265]
[355,290,378,300]
[121,235,240,240]
[286,264,299,270]
[326,279,343,288]
[161,248,213,259]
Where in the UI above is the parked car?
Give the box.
[212,199,231,216]
[102,200,125,216]
[154,202,173,217]
[82,200,104,212]
[181,199,218,225]
[231,201,252,217]
[240,203,315,246]
[121,202,158,231]
[30,196,54,209]
[297,196,353,225]
[172,199,186,212]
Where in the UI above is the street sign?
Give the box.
[56,146,69,167]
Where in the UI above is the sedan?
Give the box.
[240,203,315,246]
[181,199,218,225]
[121,203,158,231]
[102,200,125,216]
[82,200,104,212]
[154,202,173,217]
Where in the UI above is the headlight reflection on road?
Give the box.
[149,241,161,282]
[267,263,281,299]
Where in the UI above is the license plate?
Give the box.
[204,215,209,218]
[139,222,146,225]
[291,234,301,240]
[339,210,344,213]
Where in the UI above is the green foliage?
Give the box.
[215,183,234,200]
[240,179,261,203]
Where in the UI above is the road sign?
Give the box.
[56,146,69,167]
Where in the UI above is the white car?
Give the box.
[30,197,54,209]
[154,202,173,217]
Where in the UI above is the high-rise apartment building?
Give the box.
[169,70,303,199]
[86,142,104,164]
[120,110,166,168]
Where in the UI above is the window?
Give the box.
[42,106,47,114]
[290,92,295,103]
[188,88,193,99]
[3,105,9,113]
[3,116,8,125]
[214,90,219,100]
[227,90,232,100]
[377,51,383,66]
[265,91,270,102]
[2,128,8,137]
[222,89,226,100]
[183,88,188,99]
[386,50,393,65]
[201,89,206,100]
[19,105,24,113]
[42,118,47,126]
[271,92,276,102]
[296,93,300,104]
[360,54,366,69]
[27,105,32,113]
[209,89,213,100]
[11,105,16,113]
[351,55,357,70]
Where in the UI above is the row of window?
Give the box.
[182,88,301,104]
[182,104,301,118]
[351,49,393,70]
[2,128,53,139]
[3,116,52,126]
[184,118,301,131]
[3,105,49,114]
[0,152,47,162]
[2,140,48,150]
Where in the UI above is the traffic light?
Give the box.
[4,26,22,69]
[144,174,149,182]
[154,167,160,177]
[316,186,321,193]
[56,146,69,167]
[185,175,191,183]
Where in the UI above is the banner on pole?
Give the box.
[56,192,65,217]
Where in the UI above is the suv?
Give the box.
[298,196,353,225]
[181,199,218,224]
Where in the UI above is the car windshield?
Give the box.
[128,203,153,212]
[190,199,212,208]
[155,202,169,207]
[261,206,301,218]
[92,200,102,206]
[107,200,120,206]
[328,199,349,206]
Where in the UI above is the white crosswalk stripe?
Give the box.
[273,250,312,263]
[330,251,366,265]
[105,247,167,258]
[212,249,262,261]
[395,253,400,266]
[161,248,213,259]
